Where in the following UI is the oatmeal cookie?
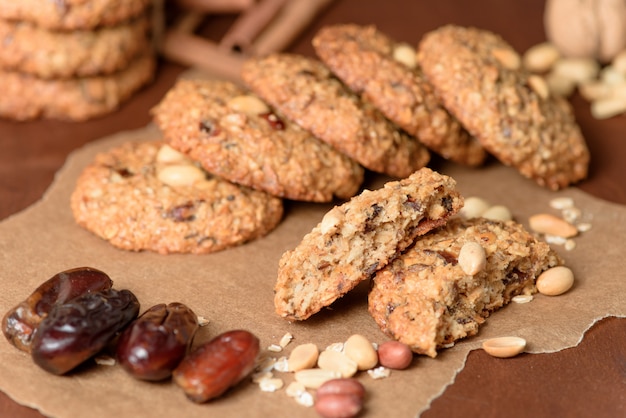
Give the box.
[368,217,563,357]
[313,24,485,166]
[0,15,151,79]
[0,52,155,121]
[241,53,430,178]
[70,140,284,255]
[274,168,463,321]
[418,25,589,190]
[152,78,364,202]
[0,0,152,30]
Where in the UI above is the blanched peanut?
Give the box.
[528,213,578,238]
[317,350,358,378]
[392,43,417,68]
[459,196,490,219]
[591,96,626,119]
[527,75,550,99]
[377,341,413,370]
[458,242,487,275]
[523,42,560,72]
[482,336,526,358]
[288,343,319,372]
[227,94,270,115]
[536,266,574,296]
[315,378,365,418]
[294,368,341,389]
[491,47,521,70]
[552,57,600,83]
[343,334,378,371]
[158,164,206,187]
[156,144,189,164]
[482,205,513,221]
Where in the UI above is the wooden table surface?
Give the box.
[1,1,624,417]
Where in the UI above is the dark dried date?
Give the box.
[2,267,113,352]
[116,302,199,381]
[172,330,260,403]
[31,288,140,375]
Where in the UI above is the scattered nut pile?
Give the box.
[523,41,626,119]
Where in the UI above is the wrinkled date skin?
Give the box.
[31,288,140,375]
[116,302,199,381]
[173,329,260,403]
[2,267,113,352]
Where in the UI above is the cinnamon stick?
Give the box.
[174,0,256,14]
[219,0,289,53]
[250,0,334,56]
[161,31,246,82]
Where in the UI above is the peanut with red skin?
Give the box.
[315,378,365,418]
[377,341,413,370]
[173,329,260,403]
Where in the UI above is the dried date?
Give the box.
[116,302,199,381]
[172,329,260,402]
[2,267,113,352]
[31,288,140,375]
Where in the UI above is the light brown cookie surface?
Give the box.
[152,78,364,202]
[0,15,151,79]
[274,168,463,321]
[241,53,430,178]
[0,0,152,30]
[0,52,155,121]
[71,140,284,255]
[313,24,486,166]
[418,25,589,190]
[368,217,562,357]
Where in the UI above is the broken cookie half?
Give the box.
[274,167,464,321]
[368,217,563,357]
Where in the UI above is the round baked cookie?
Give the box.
[0,15,151,79]
[71,140,284,255]
[152,78,364,202]
[241,53,430,178]
[0,52,155,121]
[0,0,152,30]
[274,167,463,321]
[368,217,562,357]
[313,24,486,167]
[418,25,590,190]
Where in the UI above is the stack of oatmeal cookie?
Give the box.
[0,0,156,121]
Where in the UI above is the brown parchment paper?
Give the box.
[1,123,625,418]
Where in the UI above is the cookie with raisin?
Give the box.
[274,167,463,321]
[152,78,364,202]
[71,139,283,254]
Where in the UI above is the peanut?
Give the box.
[157,164,206,188]
[528,213,578,238]
[294,368,342,389]
[392,43,417,69]
[482,205,513,221]
[482,336,526,358]
[522,42,560,73]
[288,343,319,372]
[458,241,487,275]
[536,266,574,296]
[377,341,413,370]
[552,57,600,84]
[343,334,378,371]
[591,96,626,119]
[315,378,365,418]
[156,144,189,164]
[172,330,260,403]
[527,75,550,99]
[491,47,521,70]
[317,350,358,378]
[227,94,270,115]
[459,196,490,219]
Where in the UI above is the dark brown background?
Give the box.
[1,0,624,417]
